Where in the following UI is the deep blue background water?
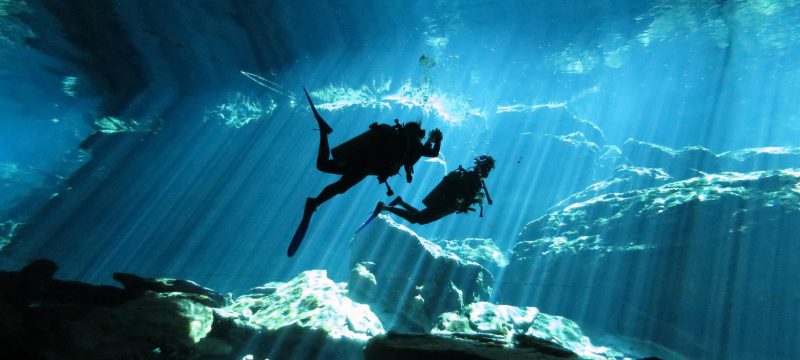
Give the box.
[1,1,799,358]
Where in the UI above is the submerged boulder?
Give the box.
[0,261,215,358]
[433,302,624,360]
[215,269,384,359]
[500,169,800,359]
[66,292,215,358]
[351,215,494,331]
[435,237,508,272]
[113,272,226,308]
[0,261,385,359]
[365,332,581,360]
[226,270,384,342]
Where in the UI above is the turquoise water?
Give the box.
[1,1,799,358]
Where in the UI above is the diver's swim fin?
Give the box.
[355,202,383,234]
[288,198,316,257]
[303,87,332,134]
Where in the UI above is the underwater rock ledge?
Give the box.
[365,332,580,360]
[0,258,643,359]
[501,169,800,359]
[350,215,495,332]
[0,260,380,359]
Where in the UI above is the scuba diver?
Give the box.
[288,88,443,257]
[359,155,495,229]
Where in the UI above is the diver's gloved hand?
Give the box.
[406,173,413,183]
[430,128,443,142]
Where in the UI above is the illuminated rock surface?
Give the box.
[433,302,626,360]
[435,238,509,272]
[351,215,494,332]
[555,145,800,212]
[225,269,384,343]
[0,257,639,359]
[204,269,385,359]
[0,261,383,359]
[550,166,673,212]
[502,169,800,359]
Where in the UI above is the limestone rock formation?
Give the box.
[433,302,624,360]
[0,259,214,358]
[365,332,581,360]
[206,269,384,359]
[549,166,673,212]
[621,139,720,179]
[113,272,226,308]
[226,270,384,343]
[350,215,494,331]
[0,261,384,359]
[435,237,508,272]
[718,146,800,172]
[501,169,800,359]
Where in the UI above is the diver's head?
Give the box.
[404,121,425,139]
[474,154,495,178]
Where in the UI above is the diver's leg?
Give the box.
[315,129,341,173]
[304,87,340,174]
[309,172,366,209]
[383,206,421,224]
[304,87,332,134]
[411,207,450,225]
[393,197,420,213]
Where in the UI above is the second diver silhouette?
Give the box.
[357,154,495,232]
[288,88,443,257]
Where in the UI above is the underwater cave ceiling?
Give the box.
[1,0,800,359]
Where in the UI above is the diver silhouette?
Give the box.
[363,155,495,227]
[288,87,442,256]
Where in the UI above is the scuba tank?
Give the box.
[331,120,401,168]
[423,166,467,209]
[423,166,486,214]
[331,120,419,195]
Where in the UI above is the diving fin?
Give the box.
[288,198,316,257]
[355,202,383,234]
[303,87,332,134]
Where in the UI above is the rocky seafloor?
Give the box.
[0,219,636,359]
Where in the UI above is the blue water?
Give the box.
[1,0,799,358]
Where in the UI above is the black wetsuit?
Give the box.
[312,122,440,208]
[383,167,484,224]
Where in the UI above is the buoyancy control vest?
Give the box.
[423,166,484,213]
[331,121,419,183]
